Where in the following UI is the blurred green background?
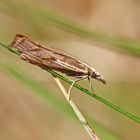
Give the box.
[0,0,140,140]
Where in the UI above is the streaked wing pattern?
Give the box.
[20,46,89,77]
[12,36,89,77]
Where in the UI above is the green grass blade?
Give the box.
[0,42,140,124]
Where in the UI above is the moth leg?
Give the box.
[67,80,75,101]
[88,76,94,93]
[68,76,88,100]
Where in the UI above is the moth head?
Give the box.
[91,71,106,84]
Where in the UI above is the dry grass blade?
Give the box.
[53,77,100,140]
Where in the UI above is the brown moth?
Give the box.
[11,34,106,99]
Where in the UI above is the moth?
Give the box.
[11,34,106,99]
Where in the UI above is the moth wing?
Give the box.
[47,46,93,70]
[41,53,89,77]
